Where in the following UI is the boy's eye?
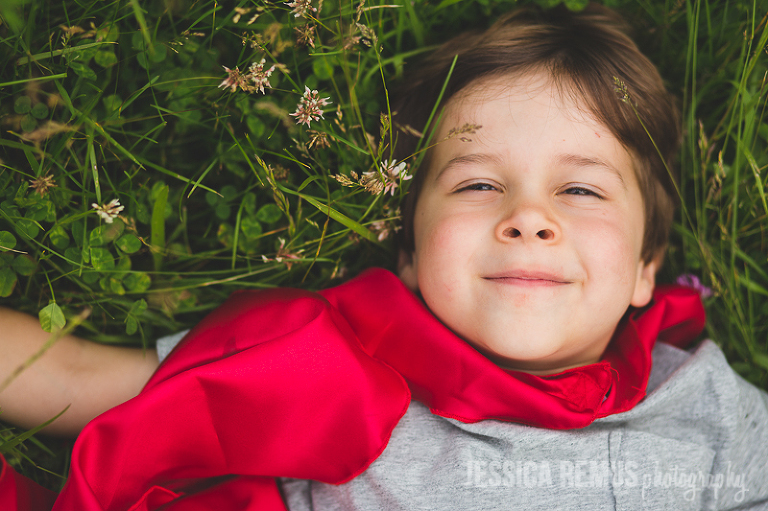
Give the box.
[455,182,498,193]
[562,186,602,198]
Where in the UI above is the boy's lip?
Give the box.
[483,270,571,285]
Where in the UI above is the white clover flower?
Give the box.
[91,198,124,224]
[370,220,391,241]
[290,86,331,127]
[247,59,276,94]
[286,0,317,18]
[380,159,411,196]
[218,65,247,92]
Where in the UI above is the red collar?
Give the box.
[322,268,706,429]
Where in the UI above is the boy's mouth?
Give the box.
[483,270,571,286]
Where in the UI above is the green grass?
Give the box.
[0,0,766,488]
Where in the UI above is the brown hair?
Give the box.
[394,3,679,264]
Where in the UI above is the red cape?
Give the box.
[0,268,705,510]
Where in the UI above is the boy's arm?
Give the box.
[0,307,159,437]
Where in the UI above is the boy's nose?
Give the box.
[495,202,559,243]
[501,226,555,240]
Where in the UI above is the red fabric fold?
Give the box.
[321,269,706,427]
[1,268,705,510]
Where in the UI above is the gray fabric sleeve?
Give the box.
[155,330,189,363]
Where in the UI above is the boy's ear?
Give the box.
[397,250,419,292]
[630,256,660,308]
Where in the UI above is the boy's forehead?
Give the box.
[442,72,606,136]
[431,73,627,170]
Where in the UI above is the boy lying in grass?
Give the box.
[1,3,767,510]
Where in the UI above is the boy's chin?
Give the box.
[471,340,606,375]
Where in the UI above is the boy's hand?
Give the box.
[0,307,159,436]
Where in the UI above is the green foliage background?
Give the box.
[0,0,766,487]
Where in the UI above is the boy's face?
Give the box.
[399,72,657,374]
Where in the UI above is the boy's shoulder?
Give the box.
[631,338,767,417]
[608,339,768,435]
[602,339,768,506]
[282,340,767,511]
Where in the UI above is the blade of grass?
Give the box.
[15,42,116,65]
[120,76,160,114]
[135,157,219,194]
[151,184,168,271]
[231,198,244,270]
[87,128,101,205]
[129,0,153,55]
[0,72,68,87]
[0,406,70,453]
[187,160,218,198]
[734,123,768,217]
[302,195,376,242]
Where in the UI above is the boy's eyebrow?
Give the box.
[556,154,627,189]
[434,153,505,180]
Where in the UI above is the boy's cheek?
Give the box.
[578,213,643,260]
